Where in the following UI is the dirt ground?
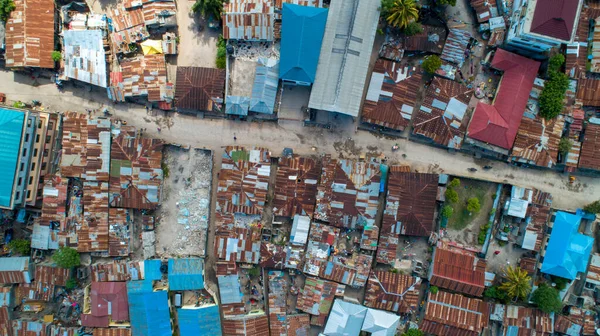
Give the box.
[156,146,213,257]
[444,178,497,248]
[486,239,529,275]
[176,3,220,68]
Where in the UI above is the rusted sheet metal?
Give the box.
[412,77,473,149]
[375,234,398,265]
[215,261,238,277]
[222,314,270,336]
[110,55,172,102]
[162,32,177,55]
[12,320,52,336]
[469,0,493,22]
[39,175,68,228]
[287,314,310,336]
[510,115,565,168]
[380,26,447,61]
[383,170,438,238]
[16,282,55,302]
[110,5,144,32]
[296,277,344,326]
[90,261,144,282]
[110,25,150,54]
[318,254,373,287]
[566,7,590,79]
[0,257,32,284]
[579,123,600,170]
[260,243,286,269]
[441,29,472,66]
[267,271,287,335]
[303,223,339,276]
[60,112,89,178]
[79,181,110,252]
[362,59,421,131]
[108,208,130,257]
[5,0,55,69]
[577,78,600,106]
[504,305,553,336]
[223,0,274,41]
[0,306,12,336]
[109,128,163,209]
[35,266,69,287]
[142,1,176,27]
[217,146,271,215]
[272,156,320,218]
[93,328,132,336]
[423,291,490,336]
[364,270,421,314]
[522,190,552,252]
[215,227,261,264]
[175,67,226,112]
[315,156,381,229]
[430,245,486,297]
[519,257,537,275]
[360,225,378,251]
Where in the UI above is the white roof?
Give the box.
[324,299,367,336]
[522,230,538,250]
[63,30,108,88]
[308,0,379,117]
[361,308,400,336]
[290,215,310,245]
[508,198,529,218]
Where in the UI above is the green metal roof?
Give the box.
[0,108,25,208]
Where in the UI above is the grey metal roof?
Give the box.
[226,96,250,116]
[218,274,243,304]
[250,58,279,114]
[308,0,380,117]
[63,30,108,87]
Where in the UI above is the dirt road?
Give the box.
[0,70,595,211]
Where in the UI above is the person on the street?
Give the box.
[157,127,161,133]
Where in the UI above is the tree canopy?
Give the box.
[386,0,419,29]
[531,283,563,313]
[558,137,572,156]
[8,239,30,255]
[52,247,80,268]
[191,0,224,19]
[441,205,454,219]
[467,197,481,213]
[403,22,423,36]
[423,55,442,74]
[539,56,569,120]
[499,266,531,301]
[0,0,15,22]
[548,54,565,73]
[402,329,423,336]
[435,0,457,6]
[584,200,600,214]
[445,188,459,203]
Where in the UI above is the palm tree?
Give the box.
[386,0,419,29]
[499,266,532,301]
[191,0,223,19]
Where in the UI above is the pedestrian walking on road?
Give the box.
[233,134,237,142]
[157,127,161,133]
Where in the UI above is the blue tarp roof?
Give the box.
[0,108,25,208]
[279,4,328,84]
[541,211,594,280]
[128,290,171,336]
[168,258,204,290]
[177,305,222,336]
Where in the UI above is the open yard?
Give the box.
[444,178,498,248]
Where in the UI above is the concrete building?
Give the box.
[505,0,582,58]
[26,112,61,206]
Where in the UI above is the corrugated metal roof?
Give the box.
[0,257,32,284]
[11,320,51,336]
[0,306,12,336]
[323,299,367,336]
[423,291,490,336]
[0,108,26,208]
[504,305,553,336]
[223,0,275,41]
[510,114,565,168]
[430,245,486,297]
[413,77,473,149]
[63,30,108,88]
[530,0,579,41]
[218,274,243,304]
[364,271,421,314]
[222,314,269,336]
[380,25,447,61]
[89,282,130,323]
[109,55,172,102]
[143,259,163,281]
[5,0,55,68]
[177,305,222,336]
[577,78,600,106]
[174,67,226,112]
[276,0,322,7]
[90,261,144,282]
[110,25,150,54]
[93,329,132,336]
[279,4,328,84]
[142,1,176,28]
[441,29,472,66]
[39,175,68,229]
[250,58,279,114]
[128,290,171,336]
[469,0,493,22]
[267,271,288,335]
[167,259,204,290]
[565,6,590,79]
[296,277,344,326]
[308,0,379,116]
[272,155,320,218]
[579,123,600,170]
[315,156,381,228]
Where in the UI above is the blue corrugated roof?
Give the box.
[217,274,243,304]
[250,58,279,114]
[128,290,171,336]
[177,305,222,336]
[280,4,328,84]
[144,259,163,281]
[225,96,250,116]
[126,280,153,294]
[0,108,25,208]
[541,211,594,280]
[168,258,204,290]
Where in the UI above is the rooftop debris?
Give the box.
[90,260,144,282]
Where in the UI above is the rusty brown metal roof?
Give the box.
[35,265,69,287]
[215,227,261,264]
[318,253,373,287]
[523,191,552,252]
[296,277,344,326]
[469,0,494,22]
[110,5,144,32]
[110,25,150,55]
[430,245,486,297]
[217,146,271,215]
[223,0,275,41]
[383,170,438,237]
[175,67,226,112]
[360,225,379,251]
[93,329,132,336]
[275,0,321,7]
[412,77,474,149]
[577,79,600,106]
[267,270,288,335]
[519,257,537,275]
[109,128,163,210]
[364,270,421,314]
[423,291,491,336]
[16,282,55,302]
[504,305,553,336]
[510,115,564,168]
[222,314,270,336]
[380,26,447,61]
[39,175,68,229]
[5,0,55,68]
[287,314,310,336]
[375,234,399,265]
[108,208,130,257]
[110,55,172,102]
[90,261,144,282]
[259,242,286,269]
[566,6,590,79]
[579,123,600,170]
[0,306,11,336]
[315,156,380,229]
[272,156,320,218]
[362,60,422,131]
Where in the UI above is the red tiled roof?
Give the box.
[89,282,129,323]
[423,291,491,336]
[468,49,540,149]
[430,246,486,297]
[530,0,579,41]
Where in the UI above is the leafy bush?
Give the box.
[429,286,439,294]
[467,197,481,214]
[548,54,565,73]
[403,22,423,36]
[216,35,227,69]
[0,0,16,22]
[65,278,77,290]
[51,51,61,62]
[478,222,491,245]
[448,178,461,188]
[558,137,572,155]
[441,205,454,219]
[12,101,26,108]
[445,189,458,203]
[52,247,80,268]
[422,55,442,74]
[248,267,260,277]
[532,283,563,313]
[435,0,456,5]
[402,329,424,336]
[8,239,30,255]
[489,208,496,216]
[551,276,569,291]
[539,65,569,120]
[484,286,509,303]
[583,200,600,214]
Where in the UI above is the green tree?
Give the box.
[191,0,223,19]
[539,68,569,120]
[65,278,77,290]
[380,0,395,17]
[558,137,572,156]
[52,247,80,268]
[402,329,424,336]
[422,55,442,74]
[441,205,453,219]
[448,178,460,188]
[583,200,600,214]
[548,54,565,73]
[531,283,563,313]
[248,266,260,277]
[51,51,61,62]
[216,35,226,69]
[8,239,30,255]
[403,22,423,36]
[551,275,569,291]
[499,266,531,301]
[435,0,457,6]
[386,0,419,29]
[445,188,458,203]
[429,286,439,294]
[484,286,509,303]
[0,0,16,22]
[467,197,481,213]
